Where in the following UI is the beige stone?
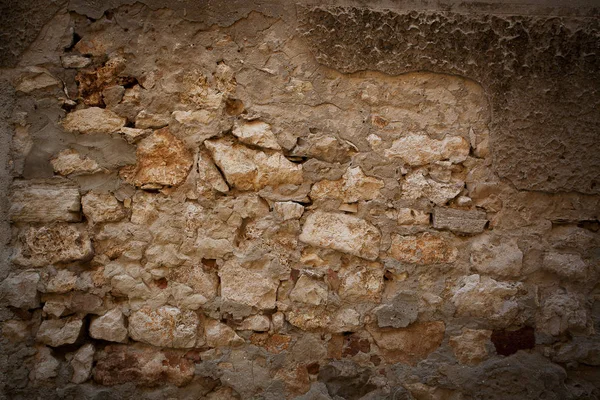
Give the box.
[197,149,230,195]
[205,137,303,191]
[30,346,60,381]
[82,191,127,224]
[13,224,93,267]
[397,208,430,225]
[449,328,492,365]
[61,55,91,68]
[129,306,199,348]
[289,275,328,306]
[16,67,60,93]
[42,269,77,294]
[93,345,194,387]
[310,166,384,203]
[367,321,445,365]
[470,235,522,277]
[233,120,281,150]
[119,127,152,144]
[401,170,463,205]
[536,291,588,336]
[205,320,244,347]
[89,309,128,343]
[0,271,39,309]
[62,107,126,134]
[299,211,381,261]
[135,110,170,129]
[71,343,95,383]
[37,317,83,347]
[542,252,587,281]
[167,265,219,308]
[273,201,304,220]
[239,315,270,332]
[51,149,105,176]
[219,258,279,310]
[385,133,470,166]
[452,274,522,326]
[390,233,457,265]
[433,207,488,234]
[120,128,193,188]
[338,260,384,302]
[10,179,81,223]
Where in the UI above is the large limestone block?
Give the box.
[129,306,199,348]
[205,137,303,191]
[36,317,83,347]
[89,309,128,343]
[10,179,81,223]
[93,345,194,387]
[385,133,470,166]
[62,107,126,134]
[299,211,381,260]
[13,224,93,267]
[219,258,279,310]
[120,128,193,188]
[390,233,457,265]
[433,207,488,234]
[367,321,445,365]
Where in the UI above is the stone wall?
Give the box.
[0,1,599,399]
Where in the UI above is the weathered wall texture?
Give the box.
[0,1,599,399]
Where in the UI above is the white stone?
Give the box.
[401,170,463,205]
[37,318,83,347]
[233,120,281,150]
[0,271,39,309]
[289,275,328,306]
[89,309,128,343]
[71,343,94,383]
[273,201,304,221]
[129,306,199,348]
[384,134,470,166]
[299,211,381,261]
[51,149,105,176]
[239,315,270,332]
[62,107,126,134]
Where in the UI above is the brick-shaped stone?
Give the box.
[433,207,488,234]
[10,179,80,223]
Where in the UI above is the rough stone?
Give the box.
[119,127,152,144]
[10,179,81,223]
[396,208,430,225]
[542,252,587,281]
[449,328,492,365]
[290,275,328,306]
[338,260,384,302]
[36,317,83,347]
[299,212,381,261]
[120,128,193,188]
[51,149,106,176]
[29,346,60,381]
[374,291,419,328]
[367,321,445,365]
[452,275,523,326]
[93,345,194,387]
[390,233,457,265]
[13,224,93,267]
[197,149,230,195]
[239,315,270,332]
[310,166,384,203]
[62,107,126,134]
[273,201,304,221]
[71,343,95,384]
[232,120,281,150]
[433,207,488,234]
[61,54,91,69]
[82,191,127,224]
[401,170,463,205]
[205,320,244,347]
[89,309,128,343]
[205,137,303,191]
[219,258,279,310]
[0,270,39,309]
[41,269,78,293]
[128,306,199,348]
[536,290,588,336]
[385,134,470,166]
[470,235,523,278]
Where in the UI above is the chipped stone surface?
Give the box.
[310,166,384,203]
[13,224,93,267]
[239,315,270,332]
[470,235,523,277]
[89,309,128,343]
[205,320,244,348]
[233,120,281,150]
[51,149,105,176]
[36,317,83,347]
[82,191,127,224]
[10,179,81,223]
[71,343,94,384]
[542,252,587,281]
[374,291,419,328]
[219,258,279,310]
[385,134,470,166]
[433,207,488,234]
[0,271,39,309]
[449,328,492,365]
[205,137,303,191]
[367,321,445,365]
[402,170,463,205]
[120,128,193,188]
[62,107,126,134]
[128,306,199,348]
[273,201,304,221]
[390,233,457,265]
[29,346,60,381]
[300,212,381,261]
[289,275,328,306]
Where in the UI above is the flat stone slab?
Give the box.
[433,207,488,234]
